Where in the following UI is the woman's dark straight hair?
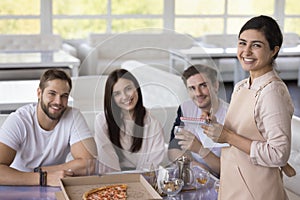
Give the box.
[238,15,283,60]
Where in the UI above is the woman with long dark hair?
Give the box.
[95,69,165,172]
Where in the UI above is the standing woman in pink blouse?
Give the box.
[203,15,295,200]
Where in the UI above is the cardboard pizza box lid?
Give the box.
[55,191,65,200]
[59,173,162,200]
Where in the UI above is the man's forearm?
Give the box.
[0,164,39,185]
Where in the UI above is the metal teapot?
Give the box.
[176,155,194,187]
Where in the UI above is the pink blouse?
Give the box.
[235,70,294,167]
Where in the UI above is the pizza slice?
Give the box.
[82,184,127,200]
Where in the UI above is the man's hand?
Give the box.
[175,129,202,153]
[200,109,217,124]
[46,169,74,186]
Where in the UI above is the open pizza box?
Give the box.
[56,173,162,200]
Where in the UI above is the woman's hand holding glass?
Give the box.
[201,118,231,144]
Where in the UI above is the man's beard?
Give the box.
[40,96,66,120]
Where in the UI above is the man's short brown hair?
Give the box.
[182,64,218,86]
[39,69,72,92]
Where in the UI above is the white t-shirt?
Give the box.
[0,104,93,172]
[180,99,228,167]
[94,111,165,173]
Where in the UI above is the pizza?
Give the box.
[82,184,127,200]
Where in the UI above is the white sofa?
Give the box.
[77,30,195,76]
[0,34,77,80]
[284,115,300,199]
[70,75,107,112]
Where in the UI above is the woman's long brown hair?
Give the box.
[104,69,146,155]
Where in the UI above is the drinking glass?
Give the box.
[174,125,184,135]
[159,178,184,199]
[158,166,184,199]
[195,169,210,188]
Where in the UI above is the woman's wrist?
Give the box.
[198,146,210,158]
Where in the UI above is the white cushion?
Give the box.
[70,75,108,111]
[286,188,300,200]
[81,111,98,135]
[283,115,300,196]
[283,150,300,196]
[0,114,8,127]
[283,33,300,47]
[291,115,300,150]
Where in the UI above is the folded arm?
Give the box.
[0,137,97,186]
